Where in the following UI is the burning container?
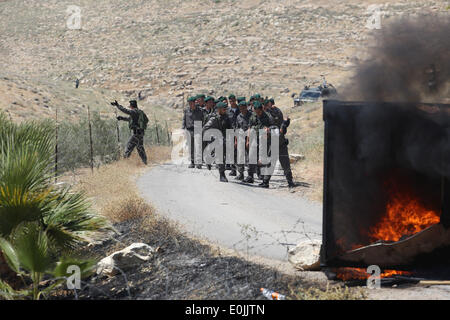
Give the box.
[321,99,450,269]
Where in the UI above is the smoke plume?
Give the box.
[341,15,450,103]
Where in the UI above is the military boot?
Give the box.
[220,172,228,182]
[196,164,202,169]
[258,177,270,188]
[256,167,262,180]
[243,175,254,183]
[235,172,244,181]
[188,162,195,169]
[286,173,295,189]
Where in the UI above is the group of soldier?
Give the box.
[182,93,295,189]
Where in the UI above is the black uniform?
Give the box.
[182,106,204,165]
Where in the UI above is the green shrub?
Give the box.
[57,111,171,173]
[0,112,110,299]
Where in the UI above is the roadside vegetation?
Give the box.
[0,111,362,300]
[57,111,171,174]
[0,113,110,300]
[54,148,364,300]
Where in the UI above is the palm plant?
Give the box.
[0,222,96,300]
[0,113,110,299]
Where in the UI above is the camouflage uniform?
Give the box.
[227,104,240,175]
[235,109,252,176]
[115,102,148,165]
[203,105,233,177]
[182,104,204,165]
[266,105,294,187]
[247,107,274,180]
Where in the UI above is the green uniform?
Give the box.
[266,106,294,186]
[182,106,204,165]
[235,110,253,175]
[248,111,274,177]
[203,112,233,174]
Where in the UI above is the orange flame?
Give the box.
[369,182,440,242]
[334,267,412,281]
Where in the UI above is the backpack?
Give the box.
[137,109,149,131]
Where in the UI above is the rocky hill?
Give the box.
[0,0,446,122]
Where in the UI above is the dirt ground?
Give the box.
[55,149,450,300]
[54,150,363,300]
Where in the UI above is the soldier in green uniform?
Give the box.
[111,99,149,165]
[203,102,233,182]
[237,96,246,104]
[196,94,206,109]
[182,96,204,169]
[264,98,295,189]
[202,96,215,170]
[245,101,274,186]
[235,101,253,181]
[227,94,240,176]
[222,96,229,107]
[202,96,215,124]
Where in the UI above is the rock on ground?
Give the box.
[288,240,321,271]
[96,243,155,276]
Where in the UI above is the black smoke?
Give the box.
[341,15,450,103]
[324,15,450,257]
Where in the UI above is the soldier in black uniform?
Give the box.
[111,99,148,165]
[235,101,252,181]
[182,96,204,169]
[203,102,233,182]
[264,98,295,189]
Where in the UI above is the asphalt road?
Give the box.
[137,162,322,261]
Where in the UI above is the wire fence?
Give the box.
[55,108,172,175]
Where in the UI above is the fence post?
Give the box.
[165,121,170,146]
[154,115,160,145]
[182,91,185,111]
[87,105,94,174]
[55,107,58,183]
[6,110,12,122]
[114,109,121,158]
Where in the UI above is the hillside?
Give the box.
[0,0,447,200]
[0,0,446,123]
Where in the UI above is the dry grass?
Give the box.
[102,196,152,223]
[280,101,324,202]
[55,135,365,300]
[289,283,366,300]
[60,145,170,215]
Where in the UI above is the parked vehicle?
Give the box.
[292,76,337,107]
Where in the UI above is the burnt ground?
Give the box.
[50,214,361,300]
